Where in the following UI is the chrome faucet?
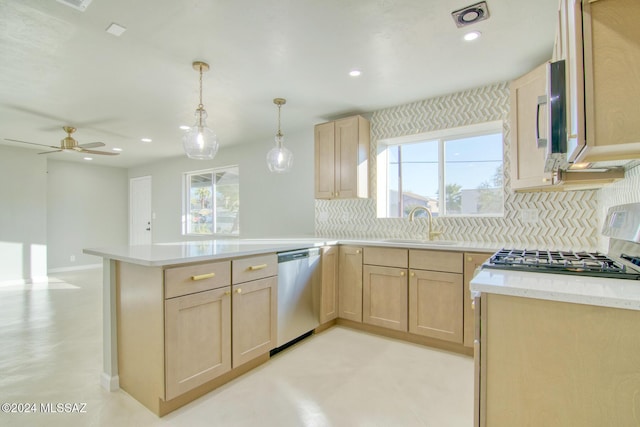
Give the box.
[408,206,442,241]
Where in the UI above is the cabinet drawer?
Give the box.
[165,261,231,299]
[409,250,463,273]
[232,254,277,284]
[364,247,408,268]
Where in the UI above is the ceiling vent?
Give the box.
[451,1,490,28]
[56,0,94,12]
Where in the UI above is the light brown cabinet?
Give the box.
[408,250,464,344]
[320,245,339,323]
[231,254,277,368]
[231,276,277,368]
[315,115,370,199]
[509,64,554,190]
[478,293,640,426]
[338,245,363,322]
[463,252,492,348]
[165,286,231,400]
[362,247,409,332]
[561,0,640,163]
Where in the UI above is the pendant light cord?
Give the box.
[198,64,204,110]
[277,103,282,138]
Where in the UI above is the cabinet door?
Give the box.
[580,0,640,162]
[338,246,363,322]
[409,269,463,343]
[320,246,339,323]
[165,287,231,400]
[314,121,336,199]
[363,265,408,332]
[335,116,369,199]
[232,276,277,368]
[509,63,553,190]
[463,252,492,349]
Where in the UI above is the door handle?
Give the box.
[536,95,548,149]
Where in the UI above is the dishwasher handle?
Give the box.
[278,248,319,263]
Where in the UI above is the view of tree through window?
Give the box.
[381,125,503,218]
[184,166,239,235]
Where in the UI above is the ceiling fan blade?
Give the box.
[4,138,59,149]
[38,149,63,155]
[78,141,105,149]
[76,148,119,156]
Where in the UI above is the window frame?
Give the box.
[182,165,240,236]
[376,121,504,218]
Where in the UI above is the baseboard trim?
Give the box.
[48,264,102,273]
[101,373,120,391]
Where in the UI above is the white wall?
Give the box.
[47,159,128,270]
[128,128,315,242]
[0,146,47,282]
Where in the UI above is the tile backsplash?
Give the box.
[315,82,604,250]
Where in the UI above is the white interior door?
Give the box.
[130,176,152,245]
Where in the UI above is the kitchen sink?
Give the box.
[382,239,457,245]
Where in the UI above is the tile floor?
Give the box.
[0,267,473,426]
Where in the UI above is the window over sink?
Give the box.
[183,166,239,236]
[377,121,504,218]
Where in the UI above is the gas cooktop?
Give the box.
[483,248,640,280]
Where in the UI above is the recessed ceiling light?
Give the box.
[140,138,152,143]
[349,70,362,77]
[106,23,127,37]
[84,157,93,161]
[464,31,481,41]
[112,147,123,152]
[179,125,190,131]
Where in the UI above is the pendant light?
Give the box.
[266,98,293,173]
[182,61,219,160]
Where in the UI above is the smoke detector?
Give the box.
[56,0,94,12]
[451,1,490,28]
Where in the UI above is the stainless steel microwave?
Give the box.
[541,60,567,172]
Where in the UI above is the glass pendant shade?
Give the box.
[266,98,293,173]
[266,134,293,173]
[182,108,219,160]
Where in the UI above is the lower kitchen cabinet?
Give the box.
[231,276,277,368]
[409,269,463,343]
[320,245,339,323]
[478,293,640,426]
[409,250,464,344]
[338,246,363,322]
[363,265,408,331]
[463,252,492,348]
[165,287,231,400]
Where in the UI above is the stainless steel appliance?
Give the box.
[540,59,568,172]
[275,248,321,349]
[482,203,640,280]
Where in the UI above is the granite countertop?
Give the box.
[471,268,640,311]
[83,237,500,267]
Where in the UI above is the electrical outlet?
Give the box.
[70,255,76,262]
[521,209,539,224]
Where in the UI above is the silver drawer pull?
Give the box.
[248,264,267,271]
[191,272,216,281]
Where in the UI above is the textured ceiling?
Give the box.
[0,0,558,167]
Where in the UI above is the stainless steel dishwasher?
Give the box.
[275,247,321,349]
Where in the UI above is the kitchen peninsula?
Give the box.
[85,237,497,415]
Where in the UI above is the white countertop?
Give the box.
[84,237,499,267]
[471,268,640,311]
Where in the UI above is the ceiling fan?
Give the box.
[5,126,119,156]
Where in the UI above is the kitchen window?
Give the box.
[377,121,503,218]
[183,166,239,235]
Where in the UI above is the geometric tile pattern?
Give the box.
[316,82,604,251]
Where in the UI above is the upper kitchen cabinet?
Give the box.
[510,63,554,190]
[315,115,370,199]
[561,0,640,164]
